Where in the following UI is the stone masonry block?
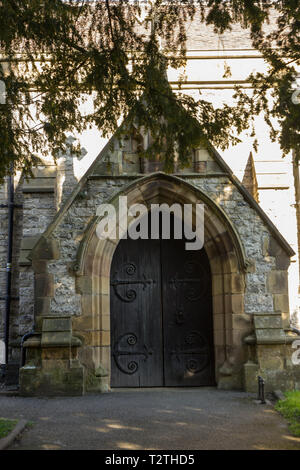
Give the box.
[243,362,259,392]
[231,273,245,294]
[232,313,252,331]
[254,313,283,330]
[275,253,290,270]
[35,297,51,316]
[213,314,225,330]
[231,294,244,314]
[42,317,72,332]
[267,271,288,294]
[41,331,72,347]
[212,294,223,314]
[273,294,290,313]
[212,275,223,296]
[73,314,94,331]
[32,260,49,274]
[21,235,41,250]
[35,273,54,297]
[268,236,283,257]
[256,329,286,344]
[257,344,285,371]
[76,276,93,295]
[31,236,60,261]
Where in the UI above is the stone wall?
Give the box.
[48,178,129,318]
[0,142,298,395]
[40,173,281,323]
[0,160,58,361]
[18,163,299,395]
[19,191,56,337]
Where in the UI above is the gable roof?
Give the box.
[28,129,295,261]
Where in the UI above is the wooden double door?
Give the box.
[110,234,215,387]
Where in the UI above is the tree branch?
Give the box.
[105,0,116,45]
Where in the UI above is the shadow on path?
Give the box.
[0,388,299,450]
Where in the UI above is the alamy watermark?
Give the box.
[96,196,204,250]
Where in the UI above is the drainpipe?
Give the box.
[4,168,14,366]
[0,165,21,375]
[0,167,14,372]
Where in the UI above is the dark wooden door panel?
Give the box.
[110,229,215,387]
[110,237,163,387]
[161,240,215,386]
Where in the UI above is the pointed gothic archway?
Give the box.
[73,173,249,391]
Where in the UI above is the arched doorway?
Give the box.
[74,173,248,391]
[110,216,215,387]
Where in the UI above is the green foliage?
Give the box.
[0,418,18,439]
[0,1,299,180]
[275,391,300,437]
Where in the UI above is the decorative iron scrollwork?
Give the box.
[111,262,155,303]
[184,259,197,274]
[125,263,136,276]
[186,359,199,372]
[127,334,137,345]
[170,330,209,374]
[113,332,152,375]
[169,259,207,301]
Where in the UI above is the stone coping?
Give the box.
[244,330,300,345]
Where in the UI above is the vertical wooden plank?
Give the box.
[161,238,215,386]
[110,237,163,387]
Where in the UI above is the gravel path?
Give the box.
[0,387,299,450]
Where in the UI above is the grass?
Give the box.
[0,418,18,439]
[275,391,300,437]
